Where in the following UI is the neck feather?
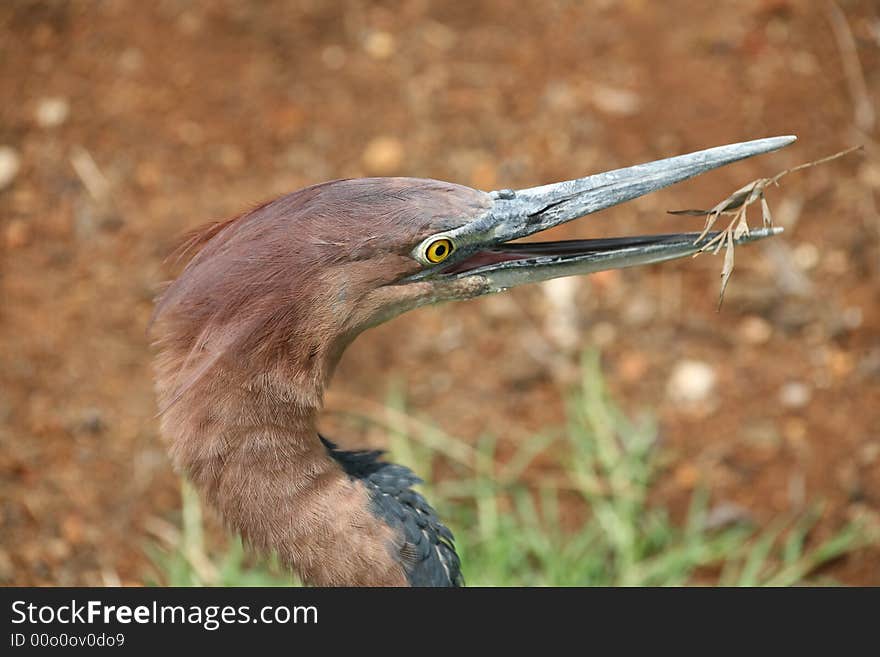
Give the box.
[153,352,407,586]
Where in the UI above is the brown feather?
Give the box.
[151,177,489,585]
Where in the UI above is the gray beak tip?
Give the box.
[708,134,797,162]
[766,134,798,149]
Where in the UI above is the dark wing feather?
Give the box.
[321,436,463,587]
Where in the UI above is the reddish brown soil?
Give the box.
[1,0,878,585]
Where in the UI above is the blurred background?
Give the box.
[1,0,878,586]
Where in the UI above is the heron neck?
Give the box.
[156,366,408,586]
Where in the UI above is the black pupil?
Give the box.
[435,244,446,256]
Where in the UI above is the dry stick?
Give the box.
[70,146,110,202]
[827,1,880,255]
[324,392,480,467]
[668,146,863,308]
[827,1,875,134]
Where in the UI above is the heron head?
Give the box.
[153,136,794,406]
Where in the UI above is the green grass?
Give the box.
[146,352,870,586]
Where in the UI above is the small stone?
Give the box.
[823,249,849,275]
[841,306,863,330]
[0,146,21,190]
[219,144,245,170]
[793,242,819,270]
[591,85,641,116]
[364,31,395,60]
[177,11,203,35]
[118,48,144,73]
[33,23,54,48]
[704,502,752,530]
[590,321,616,347]
[77,408,105,434]
[789,51,818,75]
[35,96,70,128]
[766,17,790,44]
[788,472,806,508]
[135,161,162,189]
[176,121,204,145]
[782,417,808,447]
[673,463,700,489]
[743,420,781,447]
[422,21,456,50]
[667,360,716,403]
[739,315,772,345]
[61,516,86,545]
[617,351,648,383]
[622,294,655,326]
[858,441,880,466]
[321,45,346,70]
[542,277,580,352]
[774,195,804,228]
[858,161,880,189]
[362,136,404,174]
[779,381,811,408]
[836,462,861,498]
[828,349,854,378]
[47,538,71,561]
[5,219,29,249]
[544,81,577,112]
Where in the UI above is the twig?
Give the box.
[70,146,110,202]
[827,1,875,134]
[669,146,862,307]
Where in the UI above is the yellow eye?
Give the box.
[425,238,454,264]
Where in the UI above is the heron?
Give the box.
[151,135,795,586]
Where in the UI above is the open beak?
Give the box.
[426,136,795,291]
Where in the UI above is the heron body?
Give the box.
[151,137,794,586]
